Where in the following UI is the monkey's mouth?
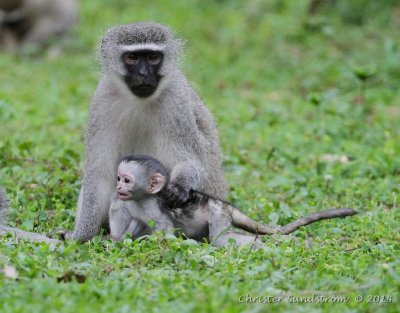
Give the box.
[130,84,158,98]
[117,191,132,200]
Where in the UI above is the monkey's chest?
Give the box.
[123,121,176,169]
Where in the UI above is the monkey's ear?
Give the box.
[149,174,166,194]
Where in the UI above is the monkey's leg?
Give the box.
[71,178,114,242]
[208,217,262,248]
[109,200,151,241]
[111,218,150,241]
[127,220,152,240]
[217,231,263,248]
[109,200,131,241]
[151,218,175,235]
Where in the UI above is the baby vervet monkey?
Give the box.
[109,155,175,240]
[109,155,358,247]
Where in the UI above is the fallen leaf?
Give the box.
[320,154,350,164]
[104,266,113,274]
[4,265,18,279]
[57,271,86,283]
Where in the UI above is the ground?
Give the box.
[0,1,399,312]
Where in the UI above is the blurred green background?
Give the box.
[0,1,399,312]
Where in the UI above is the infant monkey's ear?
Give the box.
[149,173,166,194]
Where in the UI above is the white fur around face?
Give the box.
[106,43,166,76]
[120,43,166,52]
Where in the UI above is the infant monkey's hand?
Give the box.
[163,183,190,208]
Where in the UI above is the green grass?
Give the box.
[0,1,399,312]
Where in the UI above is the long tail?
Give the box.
[189,190,358,235]
[231,208,282,234]
[0,186,61,245]
[0,225,61,245]
[0,186,9,222]
[279,208,358,234]
[232,207,357,235]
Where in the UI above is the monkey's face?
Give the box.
[116,171,135,200]
[116,162,149,200]
[121,50,164,98]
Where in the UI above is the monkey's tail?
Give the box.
[230,207,282,235]
[231,207,358,235]
[0,186,10,223]
[0,225,61,245]
[279,208,358,234]
[0,186,61,245]
[191,190,357,235]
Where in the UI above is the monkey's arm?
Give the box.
[165,109,223,206]
[72,178,113,241]
[163,79,228,205]
[72,86,123,242]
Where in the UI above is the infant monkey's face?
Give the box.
[116,163,136,200]
[115,159,166,201]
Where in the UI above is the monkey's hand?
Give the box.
[166,160,204,208]
[164,183,190,208]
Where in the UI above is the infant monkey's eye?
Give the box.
[124,178,130,183]
[117,176,120,181]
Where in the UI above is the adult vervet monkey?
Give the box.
[0,0,77,52]
[68,22,228,242]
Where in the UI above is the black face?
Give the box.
[121,50,164,98]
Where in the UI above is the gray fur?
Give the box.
[99,22,182,75]
[110,196,174,241]
[70,22,228,242]
[0,186,61,245]
[109,158,175,240]
[171,195,264,247]
[0,186,9,221]
[0,0,77,52]
[108,157,261,247]
[110,156,357,247]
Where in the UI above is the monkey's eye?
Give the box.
[124,178,130,184]
[123,53,139,65]
[148,53,160,65]
[117,176,120,181]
